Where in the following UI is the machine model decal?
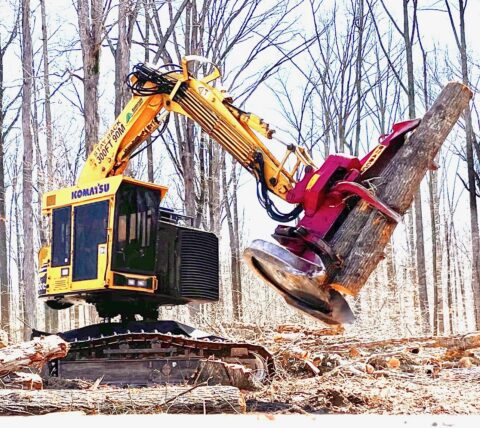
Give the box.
[93,121,126,163]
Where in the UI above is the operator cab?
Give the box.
[39,176,219,320]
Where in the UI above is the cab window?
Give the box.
[112,184,159,274]
[72,201,109,281]
[51,206,71,267]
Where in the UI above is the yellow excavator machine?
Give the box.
[35,56,419,384]
[39,55,417,329]
[38,56,316,322]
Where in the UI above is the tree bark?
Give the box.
[327,82,472,296]
[77,0,102,154]
[113,0,139,117]
[193,359,260,391]
[21,0,36,340]
[0,385,246,415]
[403,0,429,330]
[0,335,68,376]
[143,9,154,182]
[354,0,365,157]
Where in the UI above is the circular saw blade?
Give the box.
[243,239,354,325]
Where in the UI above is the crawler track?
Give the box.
[33,321,274,386]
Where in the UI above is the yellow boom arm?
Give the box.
[78,56,316,200]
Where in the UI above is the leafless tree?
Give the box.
[0,7,20,337]
[368,0,430,330]
[76,0,106,154]
[21,0,36,339]
[445,0,480,328]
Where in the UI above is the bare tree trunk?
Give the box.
[459,1,480,327]
[354,0,365,157]
[0,22,18,337]
[113,0,139,116]
[77,0,103,154]
[403,0,429,330]
[232,164,242,320]
[0,82,9,335]
[21,0,36,340]
[39,0,58,333]
[40,0,52,184]
[143,8,154,182]
[453,231,467,330]
[429,169,444,334]
[222,160,242,321]
[445,0,480,328]
[0,386,245,415]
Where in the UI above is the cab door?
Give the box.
[72,200,109,283]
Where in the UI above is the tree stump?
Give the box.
[0,335,68,377]
[326,82,472,295]
[192,359,261,390]
[0,385,246,415]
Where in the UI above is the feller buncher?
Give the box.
[36,56,419,384]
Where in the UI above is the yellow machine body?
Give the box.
[38,56,315,319]
[38,177,170,314]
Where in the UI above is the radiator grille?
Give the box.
[178,229,219,301]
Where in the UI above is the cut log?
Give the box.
[0,372,43,390]
[0,335,69,376]
[0,385,246,415]
[320,332,480,353]
[325,82,472,295]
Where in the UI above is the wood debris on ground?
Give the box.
[242,324,480,414]
[2,325,480,415]
[0,335,69,377]
[0,335,69,390]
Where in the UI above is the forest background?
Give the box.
[0,0,479,342]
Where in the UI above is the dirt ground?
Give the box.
[223,324,480,415]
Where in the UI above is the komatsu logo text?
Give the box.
[71,183,110,200]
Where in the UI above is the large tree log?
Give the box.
[0,335,68,376]
[327,82,472,295]
[0,385,246,415]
